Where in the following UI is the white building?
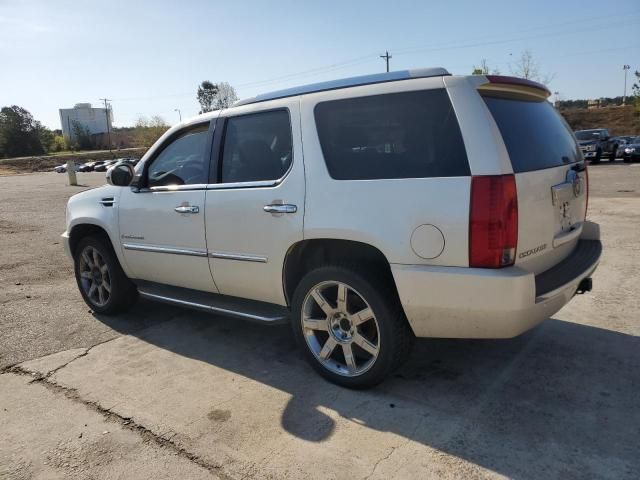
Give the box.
[59,103,113,140]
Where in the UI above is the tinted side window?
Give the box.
[147,124,210,187]
[314,89,469,180]
[220,110,292,183]
[482,96,580,173]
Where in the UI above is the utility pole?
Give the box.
[380,50,392,73]
[623,65,630,106]
[553,91,560,107]
[174,108,182,122]
[99,98,112,151]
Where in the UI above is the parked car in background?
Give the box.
[615,138,629,159]
[94,160,118,172]
[119,157,140,166]
[54,163,82,173]
[77,161,96,172]
[575,128,618,163]
[63,69,601,388]
[623,137,640,163]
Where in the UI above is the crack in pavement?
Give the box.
[363,445,397,480]
[5,365,235,480]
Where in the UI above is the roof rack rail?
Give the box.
[234,67,450,107]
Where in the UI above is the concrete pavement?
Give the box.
[1,166,640,479]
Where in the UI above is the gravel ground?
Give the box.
[0,164,639,479]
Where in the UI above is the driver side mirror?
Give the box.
[106,162,135,187]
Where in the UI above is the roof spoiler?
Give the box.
[478,75,551,100]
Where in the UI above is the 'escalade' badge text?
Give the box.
[518,243,547,259]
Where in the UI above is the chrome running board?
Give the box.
[134,280,289,324]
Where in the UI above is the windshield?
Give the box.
[575,131,601,141]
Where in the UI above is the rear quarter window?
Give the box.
[314,89,470,180]
[482,95,580,173]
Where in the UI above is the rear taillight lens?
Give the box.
[469,174,518,268]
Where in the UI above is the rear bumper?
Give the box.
[391,221,602,339]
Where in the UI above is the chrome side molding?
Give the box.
[209,251,268,263]
[123,243,268,263]
[123,243,208,257]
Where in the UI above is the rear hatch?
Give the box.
[479,80,587,274]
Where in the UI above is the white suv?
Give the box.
[63,68,602,388]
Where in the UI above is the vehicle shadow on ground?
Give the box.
[95,302,639,479]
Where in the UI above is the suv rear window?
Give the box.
[314,89,470,180]
[482,95,580,173]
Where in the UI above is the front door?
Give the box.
[118,121,217,293]
[205,100,304,305]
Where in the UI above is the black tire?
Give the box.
[291,264,414,389]
[73,234,137,314]
[592,149,602,164]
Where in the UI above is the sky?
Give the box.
[1,0,638,129]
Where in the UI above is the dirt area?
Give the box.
[0,148,146,176]
[561,105,640,136]
[0,165,639,479]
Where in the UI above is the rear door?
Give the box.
[204,99,304,306]
[481,93,587,274]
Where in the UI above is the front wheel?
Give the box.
[291,265,414,389]
[74,235,137,314]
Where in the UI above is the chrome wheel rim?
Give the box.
[301,281,380,377]
[78,246,111,307]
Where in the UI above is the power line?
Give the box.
[107,11,640,104]
[392,17,640,57]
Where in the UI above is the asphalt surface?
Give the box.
[1,164,639,479]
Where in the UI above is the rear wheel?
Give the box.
[291,265,413,389]
[592,149,602,164]
[74,235,137,314]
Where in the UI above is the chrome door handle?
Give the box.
[263,204,297,214]
[174,205,200,214]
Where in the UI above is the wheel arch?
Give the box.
[282,238,398,306]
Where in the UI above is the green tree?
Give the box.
[133,115,169,147]
[213,81,238,109]
[35,121,54,152]
[51,135,67,152]
[0,105,45,158]
[197,80,218,113]
[472,59,500,75]
[71,120,93,150]
[197,81,239,112]
[632,70,640,112]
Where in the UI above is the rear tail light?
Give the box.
[469,174,518,268]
